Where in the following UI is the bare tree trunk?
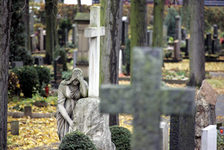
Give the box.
[130,0,147,76]
[100,0,123,125]
[152,0,165,47]
[23,0,30,52]
[0,0,11,149]
[77,0,82,12]
[189,0,205,87]
[181,0,190,30]
[45,0,58,64]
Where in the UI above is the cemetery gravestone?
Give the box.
[122,16,128,46]
[174,15,181,61]
[34,56,44,66]
[84,6,105,97]
[70,6,115,150]
[100,47,195,150]
[75,12,90,63]
[212,24,220,54]
[201,125,217,150]
[146,29,153,47]
[11,61,23,68]
[206,33,212,54]
[160,121,169,150]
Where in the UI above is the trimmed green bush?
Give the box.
[13,66,39,98]
[54,47,68,71]
[59,131,97,150]
[165,7,179,38]
[34,66,51,93]
[110,126,132,150]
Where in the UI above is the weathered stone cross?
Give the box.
[84,6,105,97]
[100,47,195,150]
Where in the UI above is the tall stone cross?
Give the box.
[100,47,195,150]
[84,6,105,97]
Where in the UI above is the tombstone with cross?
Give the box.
[100,47,195,150]
[84,6,105,97]
[70,6,115,150]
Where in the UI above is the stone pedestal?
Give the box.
[71,97,115,150]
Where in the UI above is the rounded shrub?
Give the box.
[34,66,51,93]
[13,66,39,98]
[110,126,132,150]
[59,131,97,150]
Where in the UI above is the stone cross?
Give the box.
[84,6,105,97]
[100,47,195,150]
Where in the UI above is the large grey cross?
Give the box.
[100,47,195,150]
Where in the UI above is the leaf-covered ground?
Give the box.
[7,59,224,149]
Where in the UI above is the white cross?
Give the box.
[84,6,105,97]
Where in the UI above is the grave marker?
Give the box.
[174,15,181,61]
[160,121,169,150]
[100,47,195,150]
[201,125,217,150]
[39,28,44,51]
[84,6,105,97]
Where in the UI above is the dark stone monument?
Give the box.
[206,33,212,54]
[122,16,128,46]
[174,15,181,61]
[12,61,23,68]
[212,24,220,54]
[146,29,153,47]
[34,56,44,65]
[100,47,195,150]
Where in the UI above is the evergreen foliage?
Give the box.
[10,0,33,65]
[110,126,132,150]
[13,66,39,98]
[59,131,97,150]
[165,8,179,38]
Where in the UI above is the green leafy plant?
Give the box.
[165,8,179,38]
[54,47,68,71]
[13,66,39,98]
[110,126,132,150]
[59,131,97,150]
[8,71,21,96]
[34,66,51,94]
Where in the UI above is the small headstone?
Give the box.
[212,24,220,54]
[11,121,19,135]
[201,125,217,150]
[160,121,169,150]
[146,29,153,47]
[12,61,23,68]
[174,40,181,61]
[34,56,44,65]
[24,106,32,117]
[30,34,36,52]
[206,33,212,54]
